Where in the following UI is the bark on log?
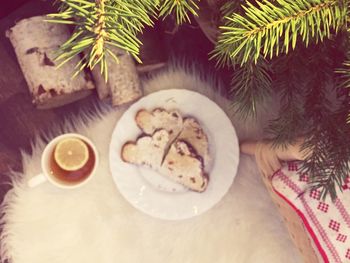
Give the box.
[91,47,142,106]
[6,16,95,109]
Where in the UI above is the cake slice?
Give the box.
[135,108,183,142]
[123,108,210,192]
[177,117,211,169]
[160,140,208,192]
[121,129,170,169]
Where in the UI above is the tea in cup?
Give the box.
[28,133,99,189]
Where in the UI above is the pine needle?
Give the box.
[48,0,198,79]
[229,57,272,119]
[213,0,347,65]
[159,0,199,24]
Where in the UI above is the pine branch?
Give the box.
[159,0,199,24]
[263,34,349,200]
[300,108,350,200]
[229,57,272,119]
[336,32,350,122]
[267,101,304,147]
[209,0,244,67]
[219,0,244,18]
[336,61,350,122]
[48,0,156,79]
[268,32,344,141]
[299,81,335,199]
[49,0,200,78]
[212,0,347,66]
[298,43,350,200]
[267,47,321,147]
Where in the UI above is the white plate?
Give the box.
[109,89,239,220]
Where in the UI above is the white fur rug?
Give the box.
[0,64,302,263]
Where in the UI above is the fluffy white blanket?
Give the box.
[0,64,302,263]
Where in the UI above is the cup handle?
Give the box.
[28,173,47,188]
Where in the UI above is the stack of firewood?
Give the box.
[6,16,146,109]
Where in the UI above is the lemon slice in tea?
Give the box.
[54,137,89,171]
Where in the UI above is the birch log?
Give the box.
[91,47,142,106]
[6,16,95,109]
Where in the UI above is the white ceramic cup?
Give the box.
[28,133,99,189]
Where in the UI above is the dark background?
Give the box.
[0,0,31,18]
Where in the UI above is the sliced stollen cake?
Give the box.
[160,140,208,192]
[135,109,210,168]
[121,130,208,192]
[135,108,183,142]
[177,117,211,169]
[122,108,210,192]
[121,129,170,169]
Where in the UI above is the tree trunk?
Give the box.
[91,47,142,107]
[6,16,95,109]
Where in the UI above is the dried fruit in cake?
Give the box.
[121,129,170,169]
[135,108,183,142]
[160,140,208,192]
[121,108,211,192]
[177,117,211,169]
[135,109,210,167]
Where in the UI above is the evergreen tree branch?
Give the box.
[298,41,350,200]
[300,81,336,199]
[230,57,272,119]
[300,107,350,200]
[48,0,156,79]
[268,50,310,147]
[267,101,304,147]
[336,61,350,122]
[159,0,199,24]
[49,0,199,79]
[220,0,244,18]
[212,0,347,66]
[336,32,350,122]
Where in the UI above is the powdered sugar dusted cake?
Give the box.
[121,108,211,192]
[177,117,211,169]
[135,108,183,143]
[161,140,208,192]
[121,129,170,169]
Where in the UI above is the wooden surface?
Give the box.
[0,0,218,205]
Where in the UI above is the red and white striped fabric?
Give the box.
[272,161,350,263]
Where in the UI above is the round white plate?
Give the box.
[109,89,239,220]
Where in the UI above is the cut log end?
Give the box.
[7,15,96,109]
